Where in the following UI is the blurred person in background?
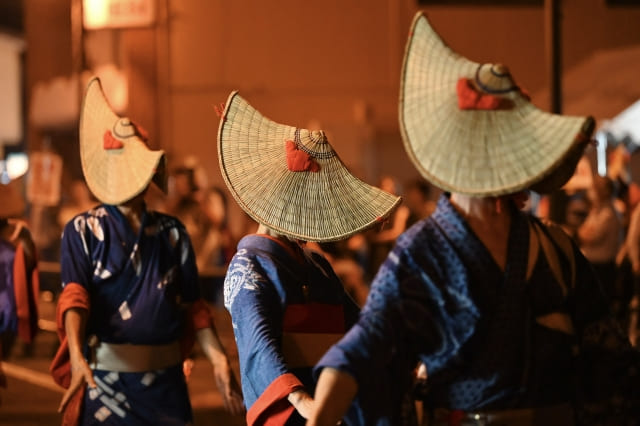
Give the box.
[606,145,632,229]
[50,78,243,425]
[194,185,236,309]
[403,178,436,228]
[552,155,593,233]
[367,175,410,278]
[578,175,623,312]
[316,239,370,307]
[165,162,203,243]
[196,186,235,273]
[0,178,39,403]
[309,13,640,426]
[619,201,640,347]
[562,190,590,240]
[217,92,400,425]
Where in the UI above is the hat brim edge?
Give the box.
[80,77,166,205]
[218,91,403,242]
[399,13,596,197]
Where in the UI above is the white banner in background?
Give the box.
[83,0,155,30]
[27,151,63,206]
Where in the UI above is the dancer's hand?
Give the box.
[212,358,245,416]
[58,352,96,413]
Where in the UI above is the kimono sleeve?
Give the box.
[224,249,303,425]
[60,216,93,290]
[314,250,421,423]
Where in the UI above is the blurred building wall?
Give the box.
[23,0,640,196]
[0,33,24,147]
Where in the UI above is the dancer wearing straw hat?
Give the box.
[50,77,244,425]
[309,12,640,426]
[217,91,401,425]
[0,178,39,405]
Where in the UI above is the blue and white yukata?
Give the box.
[316,194,640,425]
[60,204,200,425]
[224,234,359,425]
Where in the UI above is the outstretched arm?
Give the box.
[58,307,96,413]
[196,327,245,415]
[307,368,357,426]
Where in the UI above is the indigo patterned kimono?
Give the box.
[60,204,200,425]
[224,234,359,425]
[316,195,640,425]
[0,240,19,337]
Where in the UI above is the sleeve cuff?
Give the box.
[246,372,304,426]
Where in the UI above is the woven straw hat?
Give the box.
[217,91,402,242]
[399,12,595,197]
[0,178,25,218]
[80,77,166,205]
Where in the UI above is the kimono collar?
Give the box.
[104,203,150,237]
[238,234,307,265]
[431,194,529,279]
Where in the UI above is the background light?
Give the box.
[6,152,29,179]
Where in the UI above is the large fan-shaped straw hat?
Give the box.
[217,91,402,242]
[80,77,166,205]
[399,12,595,197]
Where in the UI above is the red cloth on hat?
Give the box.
[103,130,124,150]
[456,78,513,110]
[285,141,320,172]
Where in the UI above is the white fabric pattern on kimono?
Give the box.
[92,375,129,420]
[73,216,89,256]
[93,260,112,279]
[157,266,176,290]
[223,249,263,311]
[118,301,132,320]
[87,216,104,241]
[130,243,141,276]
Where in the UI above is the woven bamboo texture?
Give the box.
[80,77,165,205]
[218,91,401,242]
[399,12,594,197]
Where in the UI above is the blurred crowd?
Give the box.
[536,148,640,346]
[6,146,640,347]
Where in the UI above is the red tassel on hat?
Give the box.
[130,120,149,141]
[456,79,513,110]
[214,103,226,120]
[103,130,124,150]
[285,141,320,172]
